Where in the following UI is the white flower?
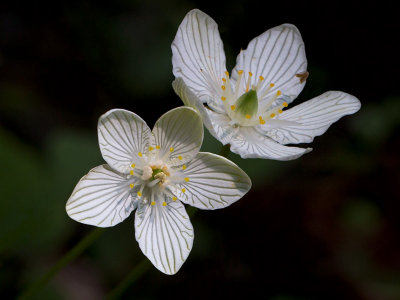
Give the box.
[66,107,251,275]
[172,9,361,160]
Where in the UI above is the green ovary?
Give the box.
[235,89,258,120]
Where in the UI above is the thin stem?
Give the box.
[17,227,105,300]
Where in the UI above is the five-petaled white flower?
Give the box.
[66,107,251,275]
[172,9,361,160]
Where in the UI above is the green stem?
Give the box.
[17,227,105,300]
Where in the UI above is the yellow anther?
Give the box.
[259,116,265,125]
[130,170,134,175]
[245,114,251,119]
[277,90,282,96]
[282,102,288,107]
[222,78,226,82]
[169,147,174,152]
[270,83,275,87]
[151,201,155,206]
[162,201,167,207]
[138,152,142,157]
[278,109,283,114]
[270,113,276,118]
[184,177,189,182]
[172,196,177,201]
[182,164,187,170]
[181,188,186,193]
[259,76,264,81]
[156,145,160,149]
[131,163,135,168]
[221,85,226,90]
[137,191,142,197]
[231,105,236,111]
[248,72,253,76]
[178,155,183,160]
[238,70,244,75]
[149,146,154,151]
[221,96,226,101]
[129,183,134,189]
[225,71,229,76]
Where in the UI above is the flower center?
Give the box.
[219,71,289,127]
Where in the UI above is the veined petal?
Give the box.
[135,195,194,275]
[173,152,251,210]
[98,109,152,174]
[66,165,136,227]
[231,24,307,104]
[206,109,239,145]
[152,107,203,166]
[265,91,361,144]
[172,9,226,108]
[230,126,311,160]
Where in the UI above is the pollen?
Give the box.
[131,163,135,168]
[245,114,251,119]
[270,83,275,87]
[238,70,244,75]
[278,109,283,114]
[172,196,177,201]
[149,146,154,151]
[259,76,264,81]
[151,201,156,206]
[162,201,167,207]
[182,164,187,170]
[277,90,282,96]
[221,96,226,101]
[270,113,276,118]
[169,147,174,152]
[248,72,253,76]
[184,177,190,182]
[181,188,186,193]
[178,155,183,160]
[231,105,236,111]
[130,170,134,175]
[282,102,288,107]
[225,71,229,76]
[222,78,226,82]
[156,145,160,149]
[138,152,143,157]
[221,85,226,90]
[129,183,134,189]
[259,116,265,124]
[137,191,142,197]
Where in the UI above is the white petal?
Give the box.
[230,126,311,160]
[172,9,226,107]
[98,109,152,174]
[173,152,251,210]
[266,91,361,144]
[231,24,307,104]
[66,165,136,227]
[135,196,193,275]
[152,107,203,166]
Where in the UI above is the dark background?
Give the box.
[1,0,399,299]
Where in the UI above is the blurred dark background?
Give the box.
[1,0,399,299]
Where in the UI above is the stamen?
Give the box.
[222,78,226,82]
[138,152,142,157]
[178,155,183,160]
[245,114,251,119]
[221,85,226,91]
[131,163,135,168]
[259,116,265,125]
[231,105,236,111]
[182,164,187,170]
[221,96,226,101]
[245,72,253,92]
[260,82,275,99]
[181,188,186,193]
[162,201,167,206]
[256,75,265,90]
[282,102,288,107]
[278,109,283,114]
[149,146,154,151]
[129,183,134,189]
[234,70,244,99]
[156,145,160,149]
[130,170,134,175]
[172,196,177,201]
[137,191,142,197]
[184,177,190,182]
[169,147,174,152]
[151,201,156,206]
[270,113,276,118]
